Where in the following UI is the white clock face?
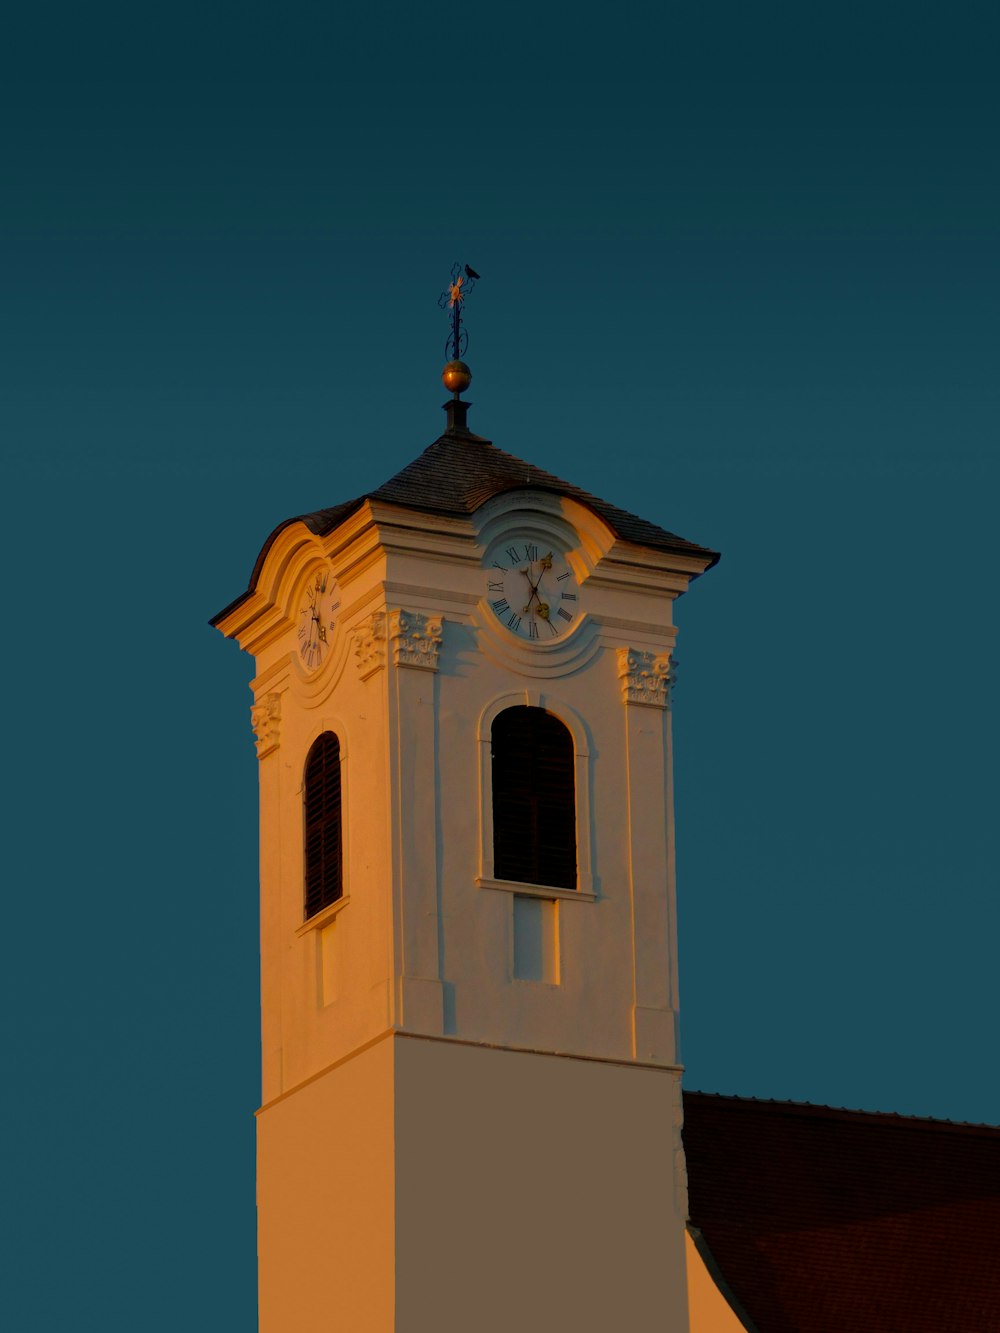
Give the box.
[486,539,580,641]
[297,568,341,671]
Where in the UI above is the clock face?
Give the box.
[486,539,580,641]
[297,568,341,671]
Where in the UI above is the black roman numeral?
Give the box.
[525,543,538,562]
[557,607,573,622]
[492,599,510,616]
[556,571,570,581]
[505,546,520,563]
[488,580,503,594]
[506,612,522,631]
[561,592,577,601]
[528,621,539,639]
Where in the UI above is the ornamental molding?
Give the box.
[250,692,281,758]
[354,612,387,680]
[616,646,673,709]
[389,610,443,671]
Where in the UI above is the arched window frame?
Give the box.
[297,724,351,933]
[476,691,595,901]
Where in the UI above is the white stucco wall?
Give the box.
[219,483,713,1332]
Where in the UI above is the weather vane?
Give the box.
[438,262,480,397]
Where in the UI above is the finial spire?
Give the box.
[438,262,478,403]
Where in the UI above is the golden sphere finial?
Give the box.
[442,359,472,395]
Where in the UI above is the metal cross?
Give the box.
[438,262,479,359]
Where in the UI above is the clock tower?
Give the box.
[212,293,718,1331]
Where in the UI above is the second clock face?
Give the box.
[297,568,341,671]
[486,539,580,641]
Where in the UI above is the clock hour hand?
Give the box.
[529,569,550,619]
[518,566,538,614]
[518,558,557,621]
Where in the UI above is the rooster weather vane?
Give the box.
[438,262,480,398]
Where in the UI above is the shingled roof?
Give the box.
[211,416,719,625]
[682,1091,1000,1333]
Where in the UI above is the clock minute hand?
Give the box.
[519,566,543,614]
[530,566,551,619]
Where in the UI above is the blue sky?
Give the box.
[2,4,997,1328]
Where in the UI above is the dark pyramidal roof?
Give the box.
[213,412,719,624]
[682,1091,1000,1333]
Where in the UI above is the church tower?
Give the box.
[212,273,718,1332]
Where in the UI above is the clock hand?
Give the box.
[523,596,552,619]
[303,592,321,650]
[530,564,550,618]
[519,560,556,621]
[523,582,546,615]
[518,566,538,614]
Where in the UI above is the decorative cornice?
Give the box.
[616,646,673,708]
[354,612,387,680]
[389,610,443,671]
[250,692,281,758]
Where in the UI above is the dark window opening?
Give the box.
[492,706,576,890]
[304,732,343,918]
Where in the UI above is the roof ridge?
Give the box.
[372,428,719,557]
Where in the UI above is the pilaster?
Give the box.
[389,611,445,1033]
[619,646,679,1064]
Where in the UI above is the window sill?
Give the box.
[476,876,596,903]
[296,895,349,936]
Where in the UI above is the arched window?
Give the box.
[304,732,343,918]
[491,706,577,890]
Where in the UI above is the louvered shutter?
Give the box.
[304,732,343,918]
[492,707,576,890]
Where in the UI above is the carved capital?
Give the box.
[354,612,387,680]
[250,692,281,758]
[389,610,443,671]
[616,646,673,708]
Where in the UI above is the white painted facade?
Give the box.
[217,477,715,1331]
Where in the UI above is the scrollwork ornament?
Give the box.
[250,692,281,758]
[616,646,674,709]
[354,612,387,680]
[389,610,443,671]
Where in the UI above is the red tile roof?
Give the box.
[211,418,719,625]
[682,1091,1000,1333]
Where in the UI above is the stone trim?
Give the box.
[250,692,281,758]
[354,612,387,680]
[354,610,444,677]
[389,610,443,671]
[616,646,673,709]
